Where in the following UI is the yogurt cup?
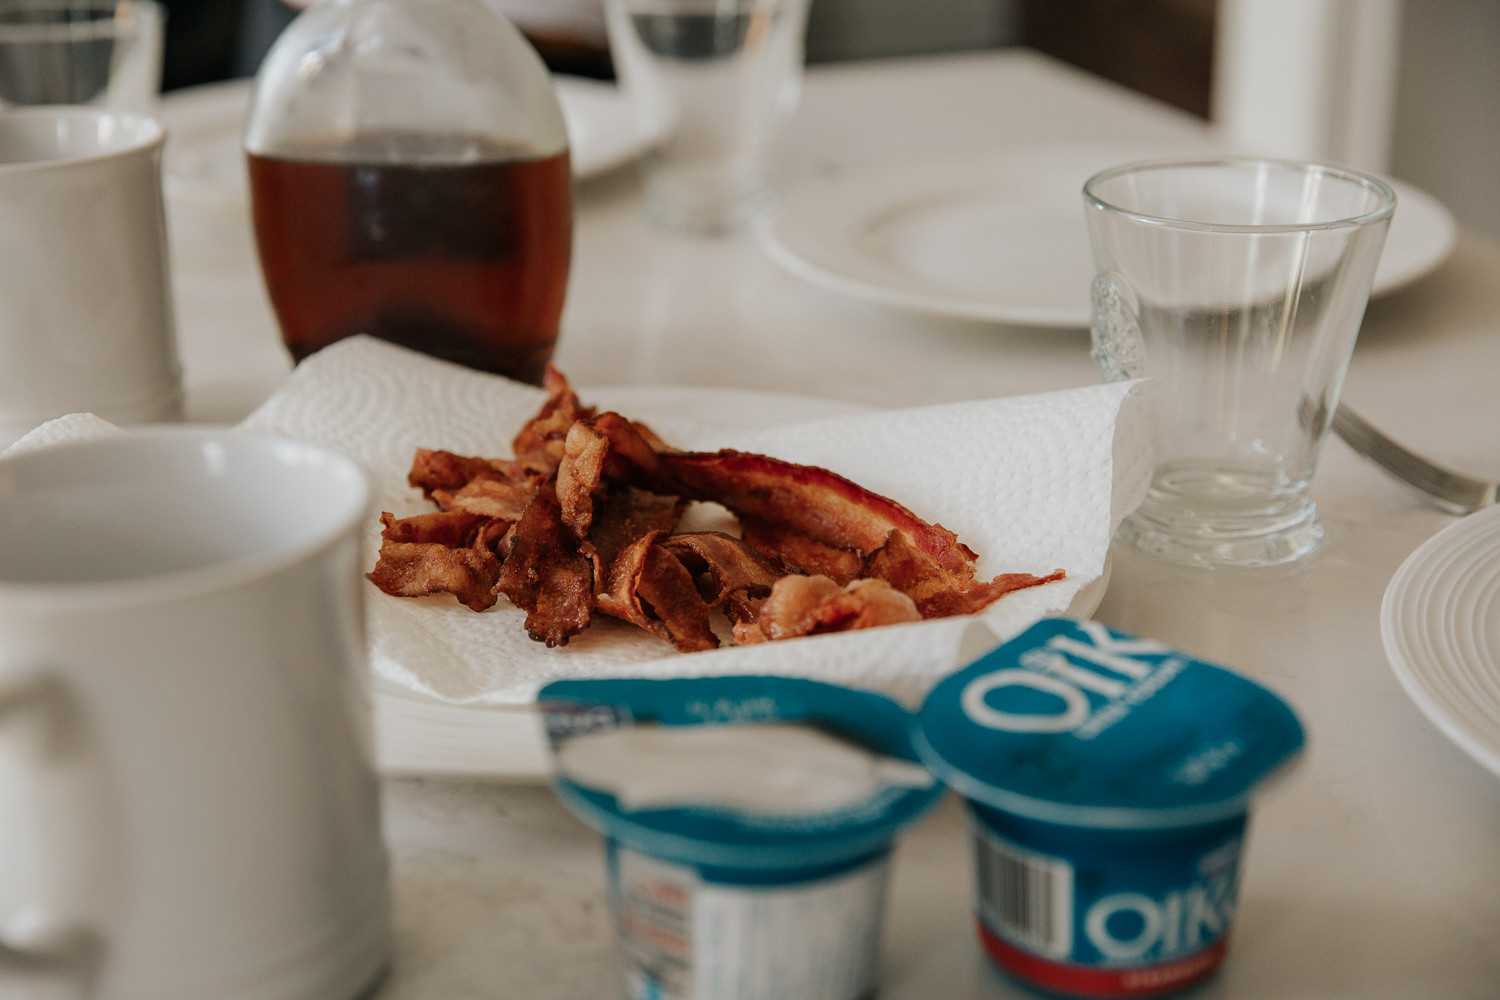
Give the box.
[914,618,1304,999]
[539,675,945,1000]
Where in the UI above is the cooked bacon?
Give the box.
[660,531,781,625]
[496,481,595,647]
[862,529,1064,618]
[660,450,979,577]
[434,475,538,521]
[367,511,504,611]
[511,365,596,473]
[375,369,1068,653]
[738,517,863,583]
[736,574,921,644]
[596,532,718,652]
[557,419,610,537]
[592,411,673,482]
[588,487,687,570]
[408,449,506,499]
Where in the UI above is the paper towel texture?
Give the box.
[5,338,1150,707]
[239,337,1150,706]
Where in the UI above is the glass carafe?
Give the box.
[244,0,573,385]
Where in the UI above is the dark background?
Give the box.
[162,0,1217,120]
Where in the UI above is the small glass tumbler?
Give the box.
[0,0,163,112]
[605,0,809,235]
[1084,157,1396,569]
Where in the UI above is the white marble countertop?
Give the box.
[161,49,1500,999]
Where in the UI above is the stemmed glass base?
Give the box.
[1118,478,1325,570]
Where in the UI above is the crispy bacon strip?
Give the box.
[367,511,504,612]
[557,420,611,537]
[596,532,718,652]
[736,575,921,644]
[511,365,596,473]
[738,517,862,584]
[660,531,781,625]
[435,475,538,521]
[588,487,687,570]
[862,529,1064,618]
[557,412,677,539]
[409,449,508,500]
[496,481,595,647]
[660,450,978,577]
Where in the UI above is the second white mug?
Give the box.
[0,107,183,449]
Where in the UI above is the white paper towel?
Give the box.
[243,337,1151,706]
[6,337,1152,708]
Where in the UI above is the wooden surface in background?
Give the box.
[1019,0,1216,118]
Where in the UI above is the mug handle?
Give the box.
[0,665,107,997]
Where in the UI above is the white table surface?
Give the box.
[161,49,1500,999]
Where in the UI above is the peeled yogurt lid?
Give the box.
[914,618,1305,830]
[538,675,945,871]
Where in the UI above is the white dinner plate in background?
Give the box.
[1382,505,1500,779]
[760,144,1458,328]
[160,75,654,211]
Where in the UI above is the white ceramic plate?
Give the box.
[760,145,1459,328]
[371,384,1114,779]
[160,75,655,210]
[1382,506,1500,778]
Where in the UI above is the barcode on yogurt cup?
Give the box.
[972,821,1075,959]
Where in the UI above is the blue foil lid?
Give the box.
[914,619,1305,829]
[538,675,945,871]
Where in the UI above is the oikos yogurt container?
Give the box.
[914,618,1304,998]
[538,675,945,1000]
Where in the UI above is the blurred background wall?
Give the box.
[1390,0,1500,246]
[165,0,1500,244]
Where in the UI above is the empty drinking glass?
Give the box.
[605,0,809,234]
[0,0,163,112]
[1085,157,1396,569]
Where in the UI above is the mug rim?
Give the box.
[0,426,373,607]
[1082,155,1398,234]
[0,106,164,173]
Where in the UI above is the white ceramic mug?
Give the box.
[0,107,183,450]
[0,428,389,1000]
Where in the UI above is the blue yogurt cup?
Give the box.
[914,618,1304,999]
[539,675,945,1000]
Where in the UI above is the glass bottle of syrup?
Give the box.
[244,0,573,385]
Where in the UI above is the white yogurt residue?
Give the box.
[556,722,936,815]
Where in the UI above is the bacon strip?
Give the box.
[496,481,595,647]
[511,365,596,474]
[736,575,922,644]
[367,511,504,612]
[660,450,979,577]
[660,531,781,625]
[862,529,1064,618]
[557,420,610,537]
[588,487,687,570]
[409,449,510,500]
[738,517,862,584]
[596,532,718,652]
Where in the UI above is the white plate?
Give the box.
[1382,505,1500,778]
[371,383,1114,779]
[760,145,1459,328]
[160,75,655,210]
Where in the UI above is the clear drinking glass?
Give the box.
[0,0,163,112]
[605,0,809,234]
[244,0,573,384]
[1084,157,1396,569]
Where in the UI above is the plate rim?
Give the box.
[760,144,1458,329]
[1381,505,1500,777]
[157,74,655,207]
